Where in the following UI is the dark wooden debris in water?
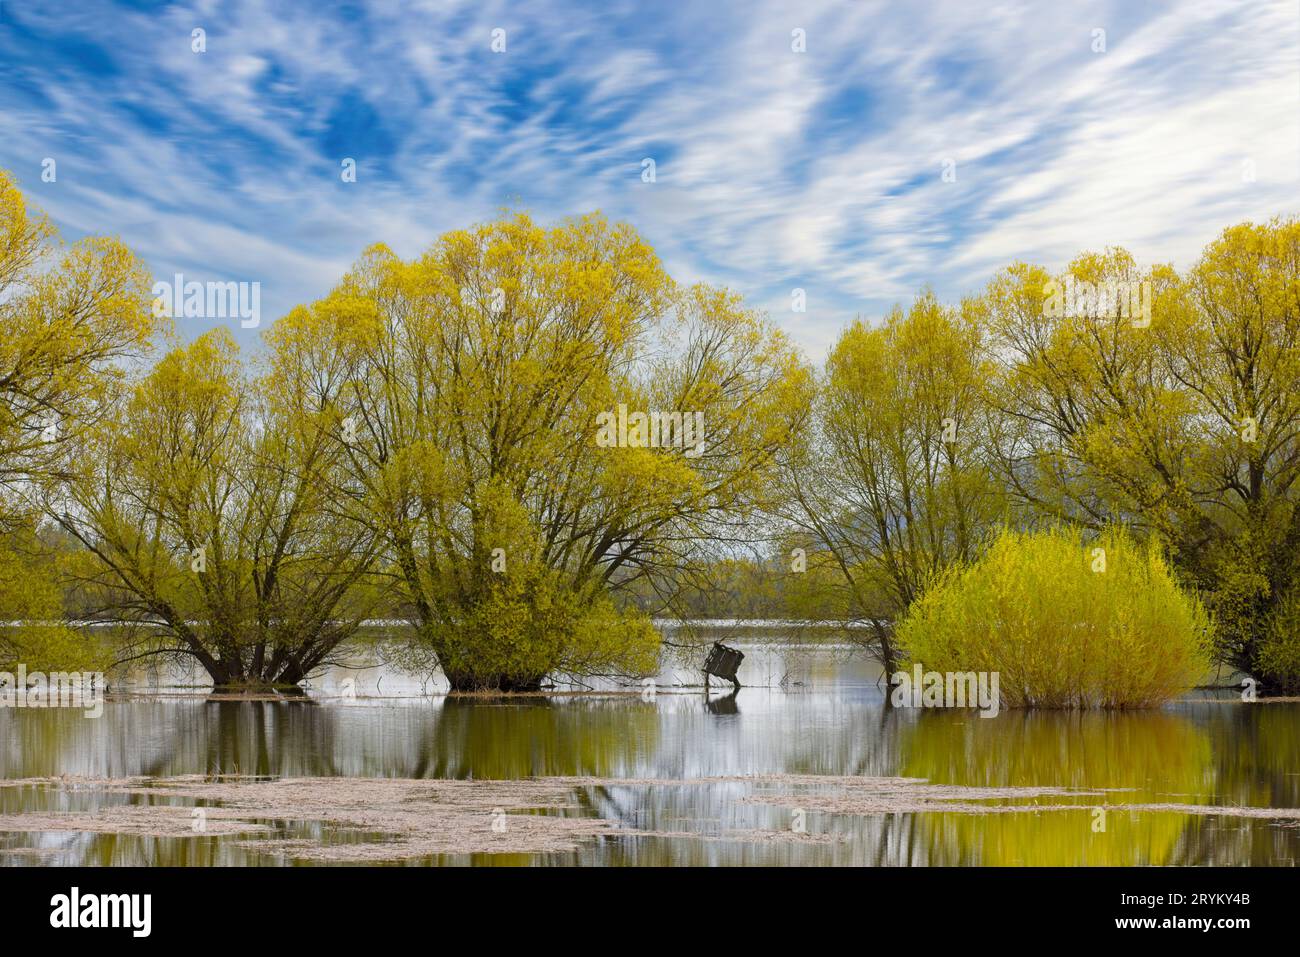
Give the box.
[703,642,744,692]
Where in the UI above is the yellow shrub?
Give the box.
[895,526,1211,708]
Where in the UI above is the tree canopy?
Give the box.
[3,165,1299,695]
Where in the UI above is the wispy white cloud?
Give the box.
[0,0,1294,360]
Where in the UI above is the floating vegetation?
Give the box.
[3,772,1297,862]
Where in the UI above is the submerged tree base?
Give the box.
[443,672,547,693]
[207,680,311,697]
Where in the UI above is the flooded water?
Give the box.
[2,633,1298,866]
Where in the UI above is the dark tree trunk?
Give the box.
[874,619,898,706]
[874,619,897,675]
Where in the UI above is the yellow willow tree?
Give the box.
[776,293,1005,673]
[53,329,382,689]
[979,249,1184,531]
[983,219,1300,689]
[0,169,160,670]
[293,212,813,691]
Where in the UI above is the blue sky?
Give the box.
[1,0,1296,359]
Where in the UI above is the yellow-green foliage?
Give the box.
[58,328,383,688]
[0,532,111,673]
[782,293,1005,621]
[895,526,1212,708]
[0,171,154,674]
[297,211,813,690]
[0,170,160,527]
[1259,585,1300,692]
[418,479,661,690]
[430,585,661,693]
[981,219,1300,689]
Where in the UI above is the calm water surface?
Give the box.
[2,634,1298,866]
